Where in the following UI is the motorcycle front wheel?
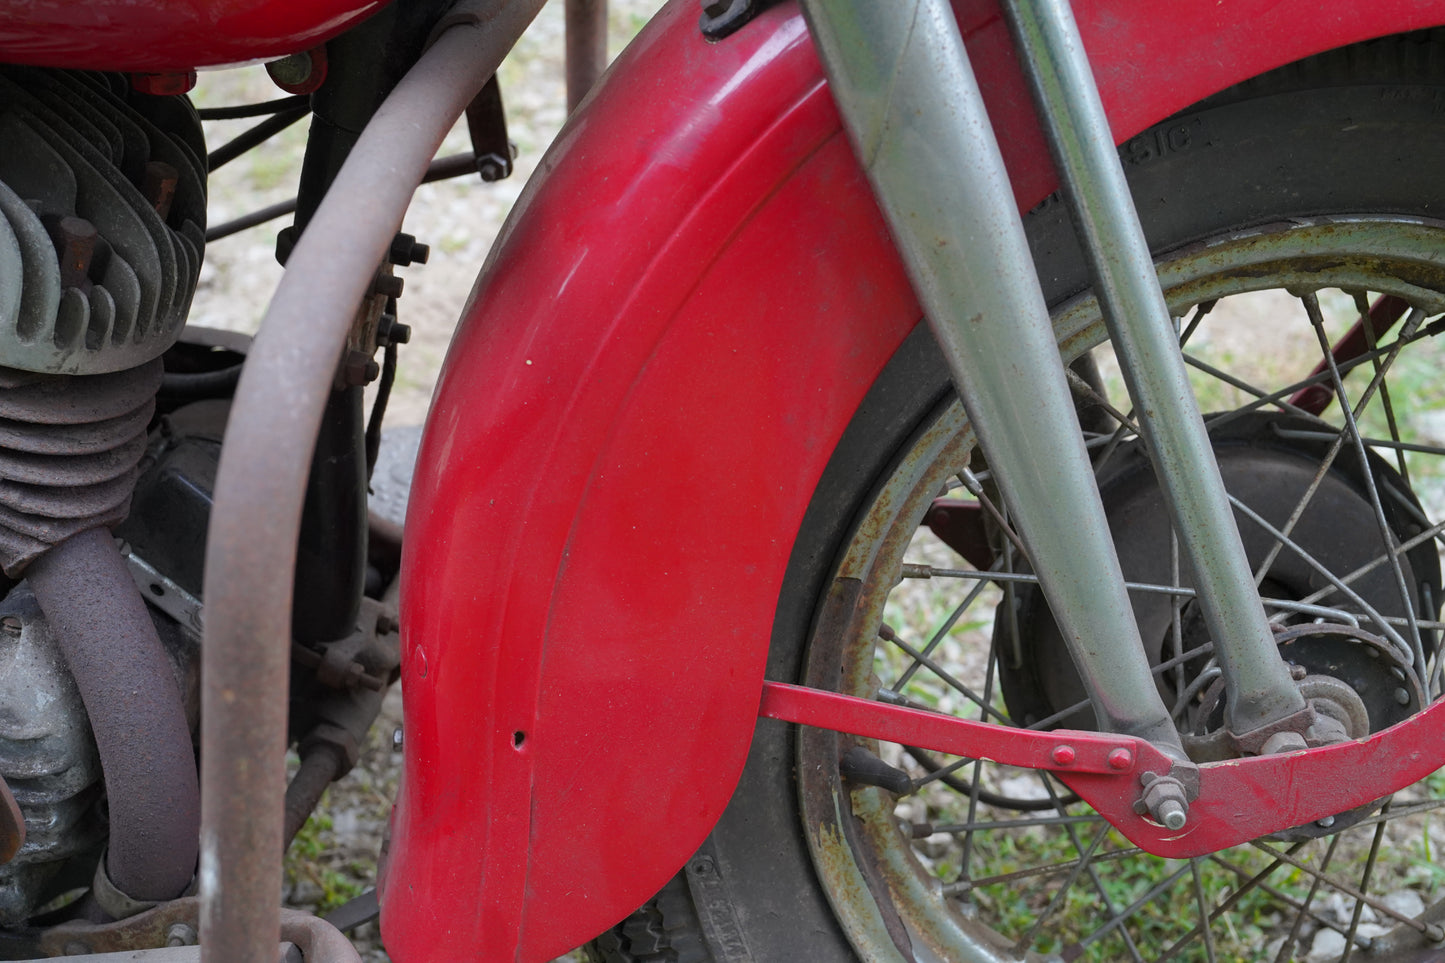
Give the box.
[593,31,1445,963]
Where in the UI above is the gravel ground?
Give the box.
[191,2,662,959]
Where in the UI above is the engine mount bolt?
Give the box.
[341,350,381,387]
[1050,744,1076,766]
[1106,748,1133,771]
[389,233,431,267]
[0,617,20,639]
[373,273,405,300]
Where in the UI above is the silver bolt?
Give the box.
[1155,798,1188,831]
[166,923,198,947]
[1317,815,1336,829]
[1141,773,1191,830]
[1395,688,1411,706]
[392,727,403,751]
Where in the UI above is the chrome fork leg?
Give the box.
[1000,0,1305,737]
[799,0,1186,759]
[800,0,1305,763]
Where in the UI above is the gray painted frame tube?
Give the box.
[1002,0,1305,733]
[799,0,1183,755]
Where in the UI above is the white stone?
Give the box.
[1306,928,1346,962]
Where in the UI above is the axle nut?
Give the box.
[1140,772,1191,831]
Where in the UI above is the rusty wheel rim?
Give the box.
[798,217,1445,962]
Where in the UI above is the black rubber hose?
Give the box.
[28,527,200,902]
[159,364,243,401]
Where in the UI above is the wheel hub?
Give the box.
[997,412,1441,751]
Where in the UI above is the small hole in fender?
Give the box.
[512,731,526,749]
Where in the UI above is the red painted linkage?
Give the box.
[760,681,1169,775]
[760,681,1445,858]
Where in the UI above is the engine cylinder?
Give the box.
[0,359,162,575]
[0,67,205,376]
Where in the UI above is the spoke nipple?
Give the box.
[1050,744,1076,766]
[1107,748,1133,771]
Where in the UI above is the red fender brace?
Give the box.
[382,0,1445,959]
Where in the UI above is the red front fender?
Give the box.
[379,1,1445,959]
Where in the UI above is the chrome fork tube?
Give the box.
[799,0,1184,756]
[1000,0,1305,734]
[801,0,1308,744]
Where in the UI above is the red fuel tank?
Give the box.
[0,0,385,72]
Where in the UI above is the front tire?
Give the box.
[594,32,1445,963]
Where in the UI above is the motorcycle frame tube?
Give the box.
[798,0,1184,757]
[197,2,546,961]
[1002,0,1307,735]
[386,0,1445,959]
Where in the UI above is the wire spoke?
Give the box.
[1013,822,1109,955]
[894,569,996,691]
[1286,516,1445,615]
[1036,775,1147,963]
[1247,836,1445,940]
[905,751,974,791]
[1183,351,1320,419]
[1246,294,1420,589]
[1071,860,1192,957]
[1357,292,1413,486]
[877,286,1445,956]
[1158,842,1307,962]
[1201,316,1445,436]
[1302,291,1427,679]
[942,845,1145,895]
[929,812,1103,833]
[1208,853,1373,954]
[958,468,1030,562]
[1190,859,1218,963]
[1275,833,1341,963]
[878,624,1014,726]
[1177,299,1217,350]
[1227,494,1414,657]
[958,627,1005,887]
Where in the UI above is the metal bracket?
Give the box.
[124,547,204,641]
[760,680,1445,859]
[465,75,514,182]
[699,0,782,40]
